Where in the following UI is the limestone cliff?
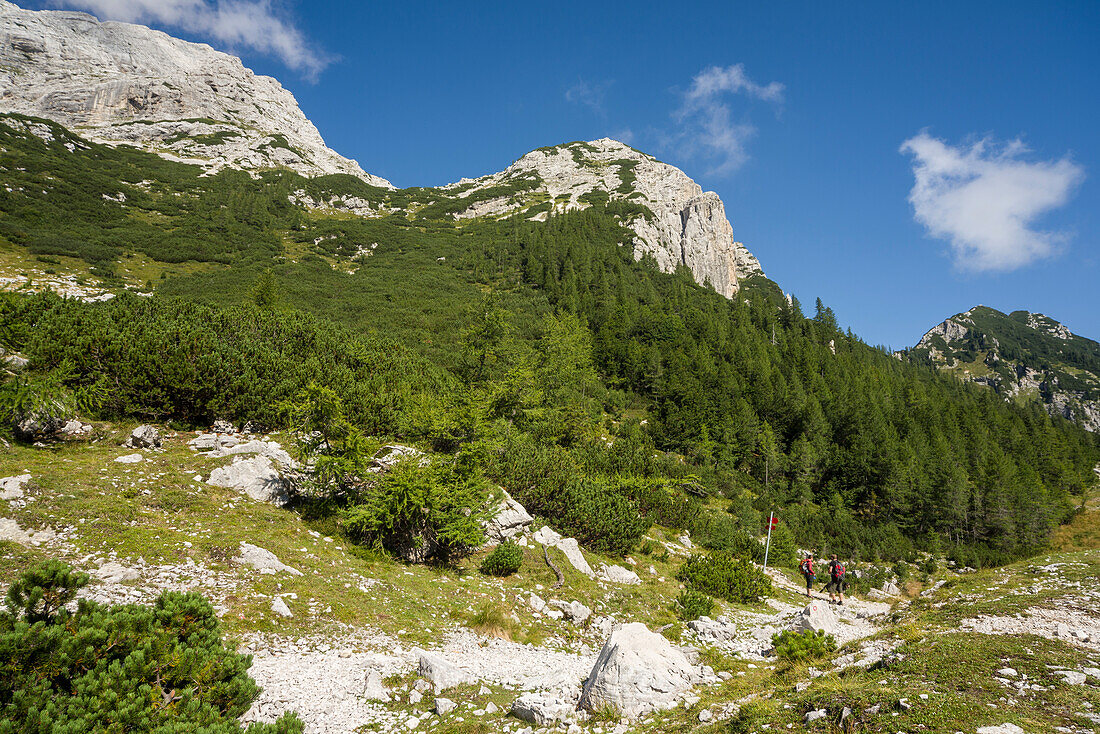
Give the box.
[441,139,763,297]
[0,0,390,185]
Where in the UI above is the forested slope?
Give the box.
[1,114,1097,566]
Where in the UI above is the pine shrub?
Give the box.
[676,552,772,604]
[675,589,716,621]
[771,629,837,662]
[480,541,523,577]
[0,560,302,733]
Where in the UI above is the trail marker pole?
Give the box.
[764,511,775,569]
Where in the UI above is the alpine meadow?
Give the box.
[1,2,1099,733]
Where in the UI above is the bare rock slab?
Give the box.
[413,649,477,692]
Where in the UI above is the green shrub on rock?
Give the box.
[0,560,302,733]
[676,552,772,604]
[480,540,524,577]
[771,629,837,662]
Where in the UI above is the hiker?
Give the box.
[798,553,816,597]
[826,553,846,605]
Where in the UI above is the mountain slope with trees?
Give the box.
[905,305,1100,433]
[1,114,1097,567]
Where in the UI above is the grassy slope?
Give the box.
[3,426,1099,733]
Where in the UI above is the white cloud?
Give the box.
[673,64,784,176]
[565,79,611,116]
[49,0,328,78]
[900,132,1085,272]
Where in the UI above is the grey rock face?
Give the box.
[123,424,161,449]
[442,139,763,298]
[414,649,477,692]
[579,622,695,719]
[484,488,533,542]
[0,1,390,186]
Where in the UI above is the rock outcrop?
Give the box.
[0,1,390,185]
[578,622,695,718]
[441,139,763,297]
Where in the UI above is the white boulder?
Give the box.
[123,424,161,449]
[362,670,390,701]
[600,564,641,585]
[511,693,576,726]
[555,538,594,577]
[233,542,302,576]
[373,445,428,470]
[207,455,291,505]
[0,474,31,500]
[549,600,592,624]
[484,488,533,542]
[794,601,839,635]
[414,649,476,692]
[114,453,143,464]
[96,562,140,584]
[271,597,292,618]
[578,622,695,719]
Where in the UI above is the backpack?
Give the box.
[831,561,845,580]
[799,558,814,576]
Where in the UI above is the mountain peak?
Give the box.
[0,0,391,186]
[907,305,1100,432]
[445,138,763,297]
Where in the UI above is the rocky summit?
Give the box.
[442,139,764,297]
[0,0,390,185]
[906,305,1100,432]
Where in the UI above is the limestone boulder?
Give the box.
[372,444,428,470]
[362,670,390,702]
[600,564,641,585]
[0,474,31,500]
[579,622,695,718]
[549,600,592,625]
[207,455,291,505]
[511,693,576,726]
[483,488,533,542]
[794,601,840,635]
[123,424,161,449]
[233,542,302,576]
[414,649,476,692]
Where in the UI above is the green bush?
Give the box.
[0,560,301,733]
[676,552,772,604]
[675,589,716,621]
[539,478,651,557]
[921,556,938,575]
[771,629,837,662]
[480,541,523,576]
[341,455,492,564]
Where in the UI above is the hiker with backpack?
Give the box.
[826,554,846,605]
[798,553,816,597]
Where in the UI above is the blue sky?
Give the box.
[34,0,1100,348]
